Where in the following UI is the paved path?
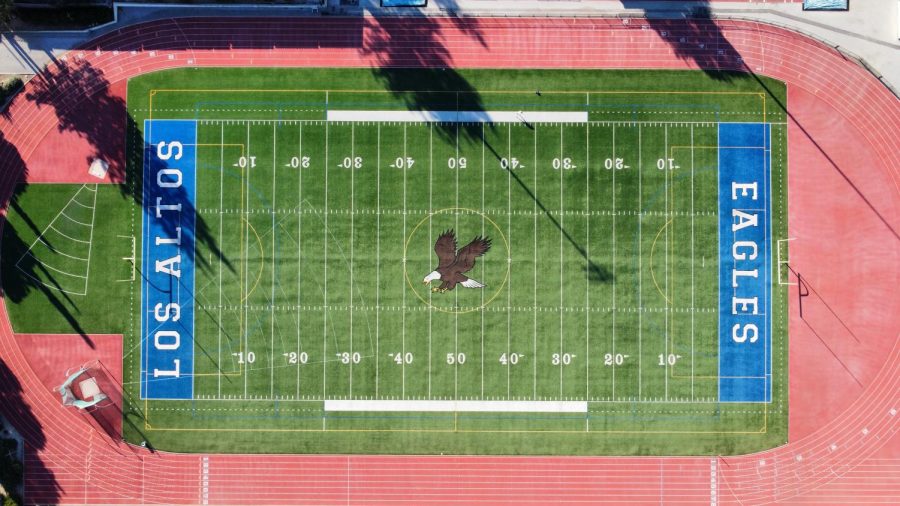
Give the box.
[0,1,898,92]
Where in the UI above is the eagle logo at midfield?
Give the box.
[422,230,492,293]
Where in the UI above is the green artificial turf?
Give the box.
[5,67,789,455]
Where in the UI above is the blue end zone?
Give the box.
[140,120,197,400]
[718,123,772,403]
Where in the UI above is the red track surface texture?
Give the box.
[0,16,897,505]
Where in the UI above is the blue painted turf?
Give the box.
[717,123,772,403]
[140,120,197,400]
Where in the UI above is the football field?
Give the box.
[123,68,789,455]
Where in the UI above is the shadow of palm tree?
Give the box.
[0,130,94,343]
[0,358,60,505]
[620,1,747,81]
[24,59,232,275]
[362,14,612,283]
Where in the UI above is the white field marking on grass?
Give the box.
[80,184,99,296]
[691,124,695,401]
[245,122,251,399]
[324,399,587,413]
[638,125,643,399]
[375,124,381,399]
[664,124,669,401]
[505,124,511,399]
[297,122,303,400]
[59,211,92,227]
[219,123,225,398]
[483,124,487,399]
[271,122,277,398]
[402,124,408,399]
[428,124,433,399]
[454,123,459,401]
[46,224,90,244]
[532,123,538,400]
[559,124,564,398]
[612,125,617,400]
[350,124,355,399]
[585,119,590,404]
[323,120,329,402]
[326,110,587,123]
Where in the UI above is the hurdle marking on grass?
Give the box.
[15,183,98,296]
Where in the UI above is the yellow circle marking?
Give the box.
[649,218,674,305]
[403,208,510,315]
[240,217,265,303]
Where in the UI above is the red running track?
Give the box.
[0,16,896,505]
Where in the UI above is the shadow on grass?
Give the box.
[363,14,611,282]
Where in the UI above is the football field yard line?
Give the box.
[454,125,460,402]
[558,125,564,397]
[244,122,251,399]
[691,124,695,400]
[612,125,617,400]
[271,122,276,398]
[532,124,538,400]
[218,123,224,398]
[350,124,355,399]
[482,123,488,399]
[505,124,511,399]
[585,118,590,407]
[664,124,669,401]
[638,125,643,399]
[297,122,303,400]
[323,120,328,406]
[402,124,408,398]
[428,124,434,399]
[375,124,381,399]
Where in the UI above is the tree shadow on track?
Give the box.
[0,358,60,506]
[24,59,231,275]
[620,1,746,81]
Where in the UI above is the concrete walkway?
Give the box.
[1,0,897,92]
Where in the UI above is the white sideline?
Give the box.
[323,399,588,413]
[326,110,588,123]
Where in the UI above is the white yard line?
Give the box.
[375,124,381,399]
[428,124,433,399]
[244,122,250,399]
[218,123,224,399]
[297,123,303,400]
[559,124,564,397]
[271,123,277,398]
[454,123,459,401]
[691,124,696,401]
[638,125,643,400]
[324,399,588,413]
[533,124,538,400]
[506,124,512,399]
[326,110,587,123]
[664,124,669,401]
[402,124,408,398]
[612,125,617,400]
[585,120,590,403]
[323,120,329,402]
[349,124,355,398]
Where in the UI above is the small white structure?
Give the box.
[88,158,108,180]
